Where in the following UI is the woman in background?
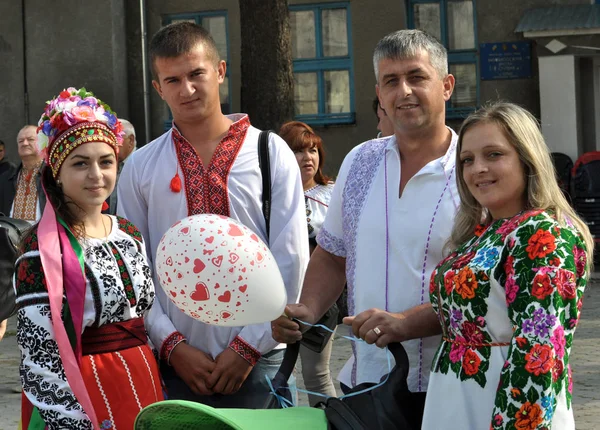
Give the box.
[279,121,336,406]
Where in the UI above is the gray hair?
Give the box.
[373,29,448,81]
[119,118,137,149]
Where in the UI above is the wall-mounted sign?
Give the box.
[480,41,532,80]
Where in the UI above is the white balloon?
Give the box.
[155,214,287,326]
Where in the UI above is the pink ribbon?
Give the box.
[38,202,99,429]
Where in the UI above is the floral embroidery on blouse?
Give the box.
[429,210,587,429]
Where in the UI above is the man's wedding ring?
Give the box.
[373,327,382,336]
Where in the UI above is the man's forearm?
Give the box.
[394,303,442,342]
[300,246,346,323]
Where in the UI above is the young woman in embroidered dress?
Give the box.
[15,88,163,430]
[279,121,337,406]
[421,102,594,429]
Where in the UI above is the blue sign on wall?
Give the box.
[480,41,532,80]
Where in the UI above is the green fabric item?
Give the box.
[134,401,328,430]
[28,407,45,430]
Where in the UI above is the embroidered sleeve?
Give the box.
[161,331,187,364]
[490,214,587,429]
[317,228,346,257]
[15,257,92,429]
[229,335,261,366]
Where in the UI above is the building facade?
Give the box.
[1,0,599,175]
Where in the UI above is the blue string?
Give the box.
[266,320,393,408]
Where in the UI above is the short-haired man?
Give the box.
[0,125,45,220]
[273,29,459,408]
[0,139,16,176]
[105,118,136,214]
[118,22,308,408]
[373,97,394,138]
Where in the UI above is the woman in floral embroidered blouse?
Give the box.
[421,102,594,429]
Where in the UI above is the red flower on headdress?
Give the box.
[59,90,71,99]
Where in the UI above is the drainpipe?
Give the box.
[140,0,151,144]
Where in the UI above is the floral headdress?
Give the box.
[37,87,124,178]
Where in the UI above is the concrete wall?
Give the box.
[0,0,129,164]
[0,2,26,163]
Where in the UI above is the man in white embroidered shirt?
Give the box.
[273,29,458,420]
[118,22,309,408]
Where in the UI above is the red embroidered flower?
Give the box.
[526,229,556,260]
[474,224,487,237]
[451,251,476,270]
[511,388,521,398]
[573,245,586,278]
[455,267,478,300]
[555,269,576,300]
[429,275,436,295]
[531,272,553,300]
[505,275,519,305]
[503,255,515,277]
[515,337,528,348]
[514,402,543,430]
[525,344,554,376]
[552,358,564,382]
[462,321,485,344]
[461,349,481,376]
[549,257,560,267]
[17,263,28,282]
[493,414,503,426]
[449,337,467,363]
[443,271,455,296]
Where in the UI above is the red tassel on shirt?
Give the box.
[170,172,182,193]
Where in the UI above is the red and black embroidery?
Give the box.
[116,216,143,250]
[229,335,261,366]
[15,257,47,297]
[108,243,136,306]
[85,263,103,327]
[161,331,186,363]
[172,116,250,217]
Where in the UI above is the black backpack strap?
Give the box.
[258,130,271,240]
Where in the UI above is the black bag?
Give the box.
[322,342,426,430]
[0,216,31,321]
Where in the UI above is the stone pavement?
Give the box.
[1,279,599,429]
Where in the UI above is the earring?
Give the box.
[56,179,62,187]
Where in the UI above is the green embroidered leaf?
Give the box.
[497,389,508,411]
[507,403,519,418]
[473,370,487,388]
[526,386,539,404]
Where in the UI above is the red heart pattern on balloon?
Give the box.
[214,283,221,289]
[211,255,223,267]
[256,252,264,262]
[206,236,214,244]
[228,253,239,264]
[218,291,231,303]
[193,259,206,274]
[221,311,232,319]
[250,234,259,242]
[166,257,173,266]
[176,272,183,279]
[239,285,247,293]
[227,224,244,237]
[180,227,190,235]
[170,291,177,297]
[184,257,190,263]
[191,282,210,301]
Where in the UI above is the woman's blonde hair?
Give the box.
[450,102,594,271]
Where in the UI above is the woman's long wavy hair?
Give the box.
[449,102,594,271]
[21,165,87,250]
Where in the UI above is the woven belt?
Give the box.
[82,317,147,355]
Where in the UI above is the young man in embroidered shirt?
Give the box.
[118,22,308,408]
[0,125,45,221]
[273,29,457,403]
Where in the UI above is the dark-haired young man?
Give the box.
[118,22,308,408]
